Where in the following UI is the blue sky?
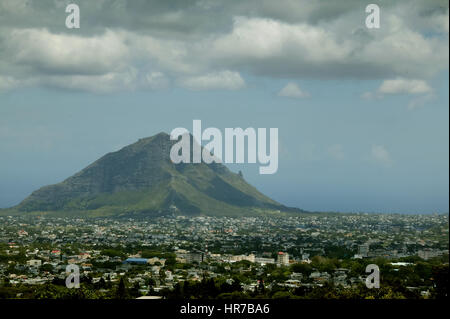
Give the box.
[0,0,448,213]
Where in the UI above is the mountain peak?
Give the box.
[15,132,301,217]
[136,132,170,143]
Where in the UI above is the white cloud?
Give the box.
[378,78,433,95]
[133,32,198,75]
[361,92,374,100]
[179,71,245,90]
[278,82,309,98]
[360,91,384,100]
[209,17,354,75]
[0,1,447,93]
[328,144,345,160]
[0,75,20,91]
[6,28,129,76]
[142,72,170,90]
[408,93,436,110]
[371,145,392,166]
[362,77,435,108]
[207,12,448,79]
[213,16,350,61]
[0,28,173,93]
[43,69,139,94]
[0,0,29,14]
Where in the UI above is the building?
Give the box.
[164,270,173,281]
[175,249,189,263]
[418,249,446,260]
[358,244,370,257]
[51,250,61,257]
[147,257,166,266]
[175,249,205,264]
[390,262,413,267]
[290,272,303,281]
[277,252,289,266]
[254,257,275,265]
[123,258,149,265]
[309,271,331,283]
[301,253,310,262]
[27,259,42,267]
[228,254,255,263]
[187,252,204,264]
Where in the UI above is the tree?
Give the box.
[116,277,128,299]
[432,265,449,298]
[231,278,243,292]
[97,277,106,289]
[272,291,293,299]
[147,278,156,287]
[39,263,54,273]
[183,281,192,298]
[257,278,265,294]
[130,282,141,298]
[291,262,313,276]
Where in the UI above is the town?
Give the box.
[0,213,448,299]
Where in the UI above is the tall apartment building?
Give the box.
[277,252,289,266]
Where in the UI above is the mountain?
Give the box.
[11,132,304,217]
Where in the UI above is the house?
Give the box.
[26,260,42,267]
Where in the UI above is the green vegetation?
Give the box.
[10,133,302,217]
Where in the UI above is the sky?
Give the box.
[0,0,448,214]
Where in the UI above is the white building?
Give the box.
[255,257,275,265]
[418,249,446,260]
[27,259,42,267]
[277,252,289,266]
[228,254,255,263]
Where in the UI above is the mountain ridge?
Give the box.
[6,132,306,217]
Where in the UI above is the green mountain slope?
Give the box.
[10,132,304,217]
